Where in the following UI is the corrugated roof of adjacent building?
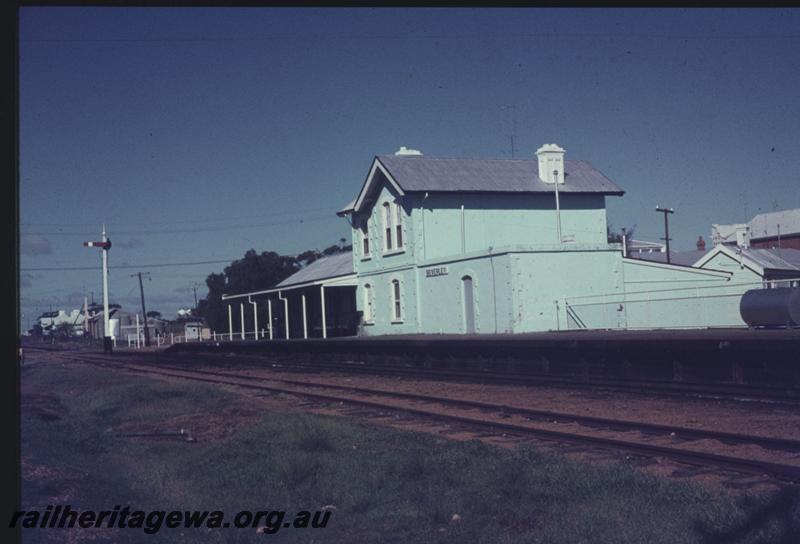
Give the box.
[275,251,354,288]
[629,250,709,267]
[749,208,800,239]
[375,155,625,195]
[740,248,800,272]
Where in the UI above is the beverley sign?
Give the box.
[425,266,449,278]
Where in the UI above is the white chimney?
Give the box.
[395,146,422,156]
[536,143,565,184]
[735,224,750,248]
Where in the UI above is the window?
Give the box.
[361,218,370,258]
[391,279,402,322]
[383,202,393,251]
[395,202,404,248]
[363,284,373,323]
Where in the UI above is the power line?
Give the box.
[21,205,334,228]
[21,214,334,237]
[20,32,800,44]
[21,258,239,272]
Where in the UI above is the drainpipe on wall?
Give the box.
[420,192,429,261]
[460,204,465,254]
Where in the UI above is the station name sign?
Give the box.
[425,266,449,278]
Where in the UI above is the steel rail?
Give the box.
[61,352,800,483]
[69,351,800,453]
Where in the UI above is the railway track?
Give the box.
[41,349,800,486]
[23,342,800,405]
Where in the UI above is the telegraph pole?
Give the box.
[131,272,152,347]
[83,226,112,353]
[655,206,675,264]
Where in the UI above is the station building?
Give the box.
[222,144,795,338]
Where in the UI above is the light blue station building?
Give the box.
[221,145,800,339]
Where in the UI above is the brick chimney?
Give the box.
[696,236,706,251]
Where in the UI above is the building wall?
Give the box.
[352,183,415,274]
[358,266,418,335]
[405,192,608,262]
[346,173,768,335]
[563,257,752,329]
[749,235,800,250]
[511,250,624,332]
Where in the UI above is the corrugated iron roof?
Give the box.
[629,250,709,267]
[749,208,800,239]
[374,155,625,195]
[275,251,354,288]
[741,248,800,272]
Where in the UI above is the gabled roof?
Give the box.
[694,245,800,276]
[340,154,625,215]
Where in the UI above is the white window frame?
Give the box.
[363,283,374,324]
[390,278,403,323]
[360,217,371,260]
[382,202,393,252]
[394,201,404,249]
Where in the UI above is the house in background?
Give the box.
[712,208,800,250]
[183,320,210,341]
[693,245,800,288]
[626,239,666,254]
[36,309,85,336]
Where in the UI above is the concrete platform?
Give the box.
[167,328,800,388]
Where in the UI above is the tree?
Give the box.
[146,311,162,319]
[54,322,74,341]
[195,250,300,332]
[607,224,636,244]
[194,240,354,333]
[296,249,322,267]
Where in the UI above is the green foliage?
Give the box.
[195,240,352,332]
[23,364,800,544]
[53,322,75,340]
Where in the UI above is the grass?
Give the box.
[19,363,800,543]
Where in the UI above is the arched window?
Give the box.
[391,279,402,322]
[361,217,370,258]
[363,283,373,323]
[395,202,404,248]
[382,202,393,251]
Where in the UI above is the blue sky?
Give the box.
[18,7,800,328]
